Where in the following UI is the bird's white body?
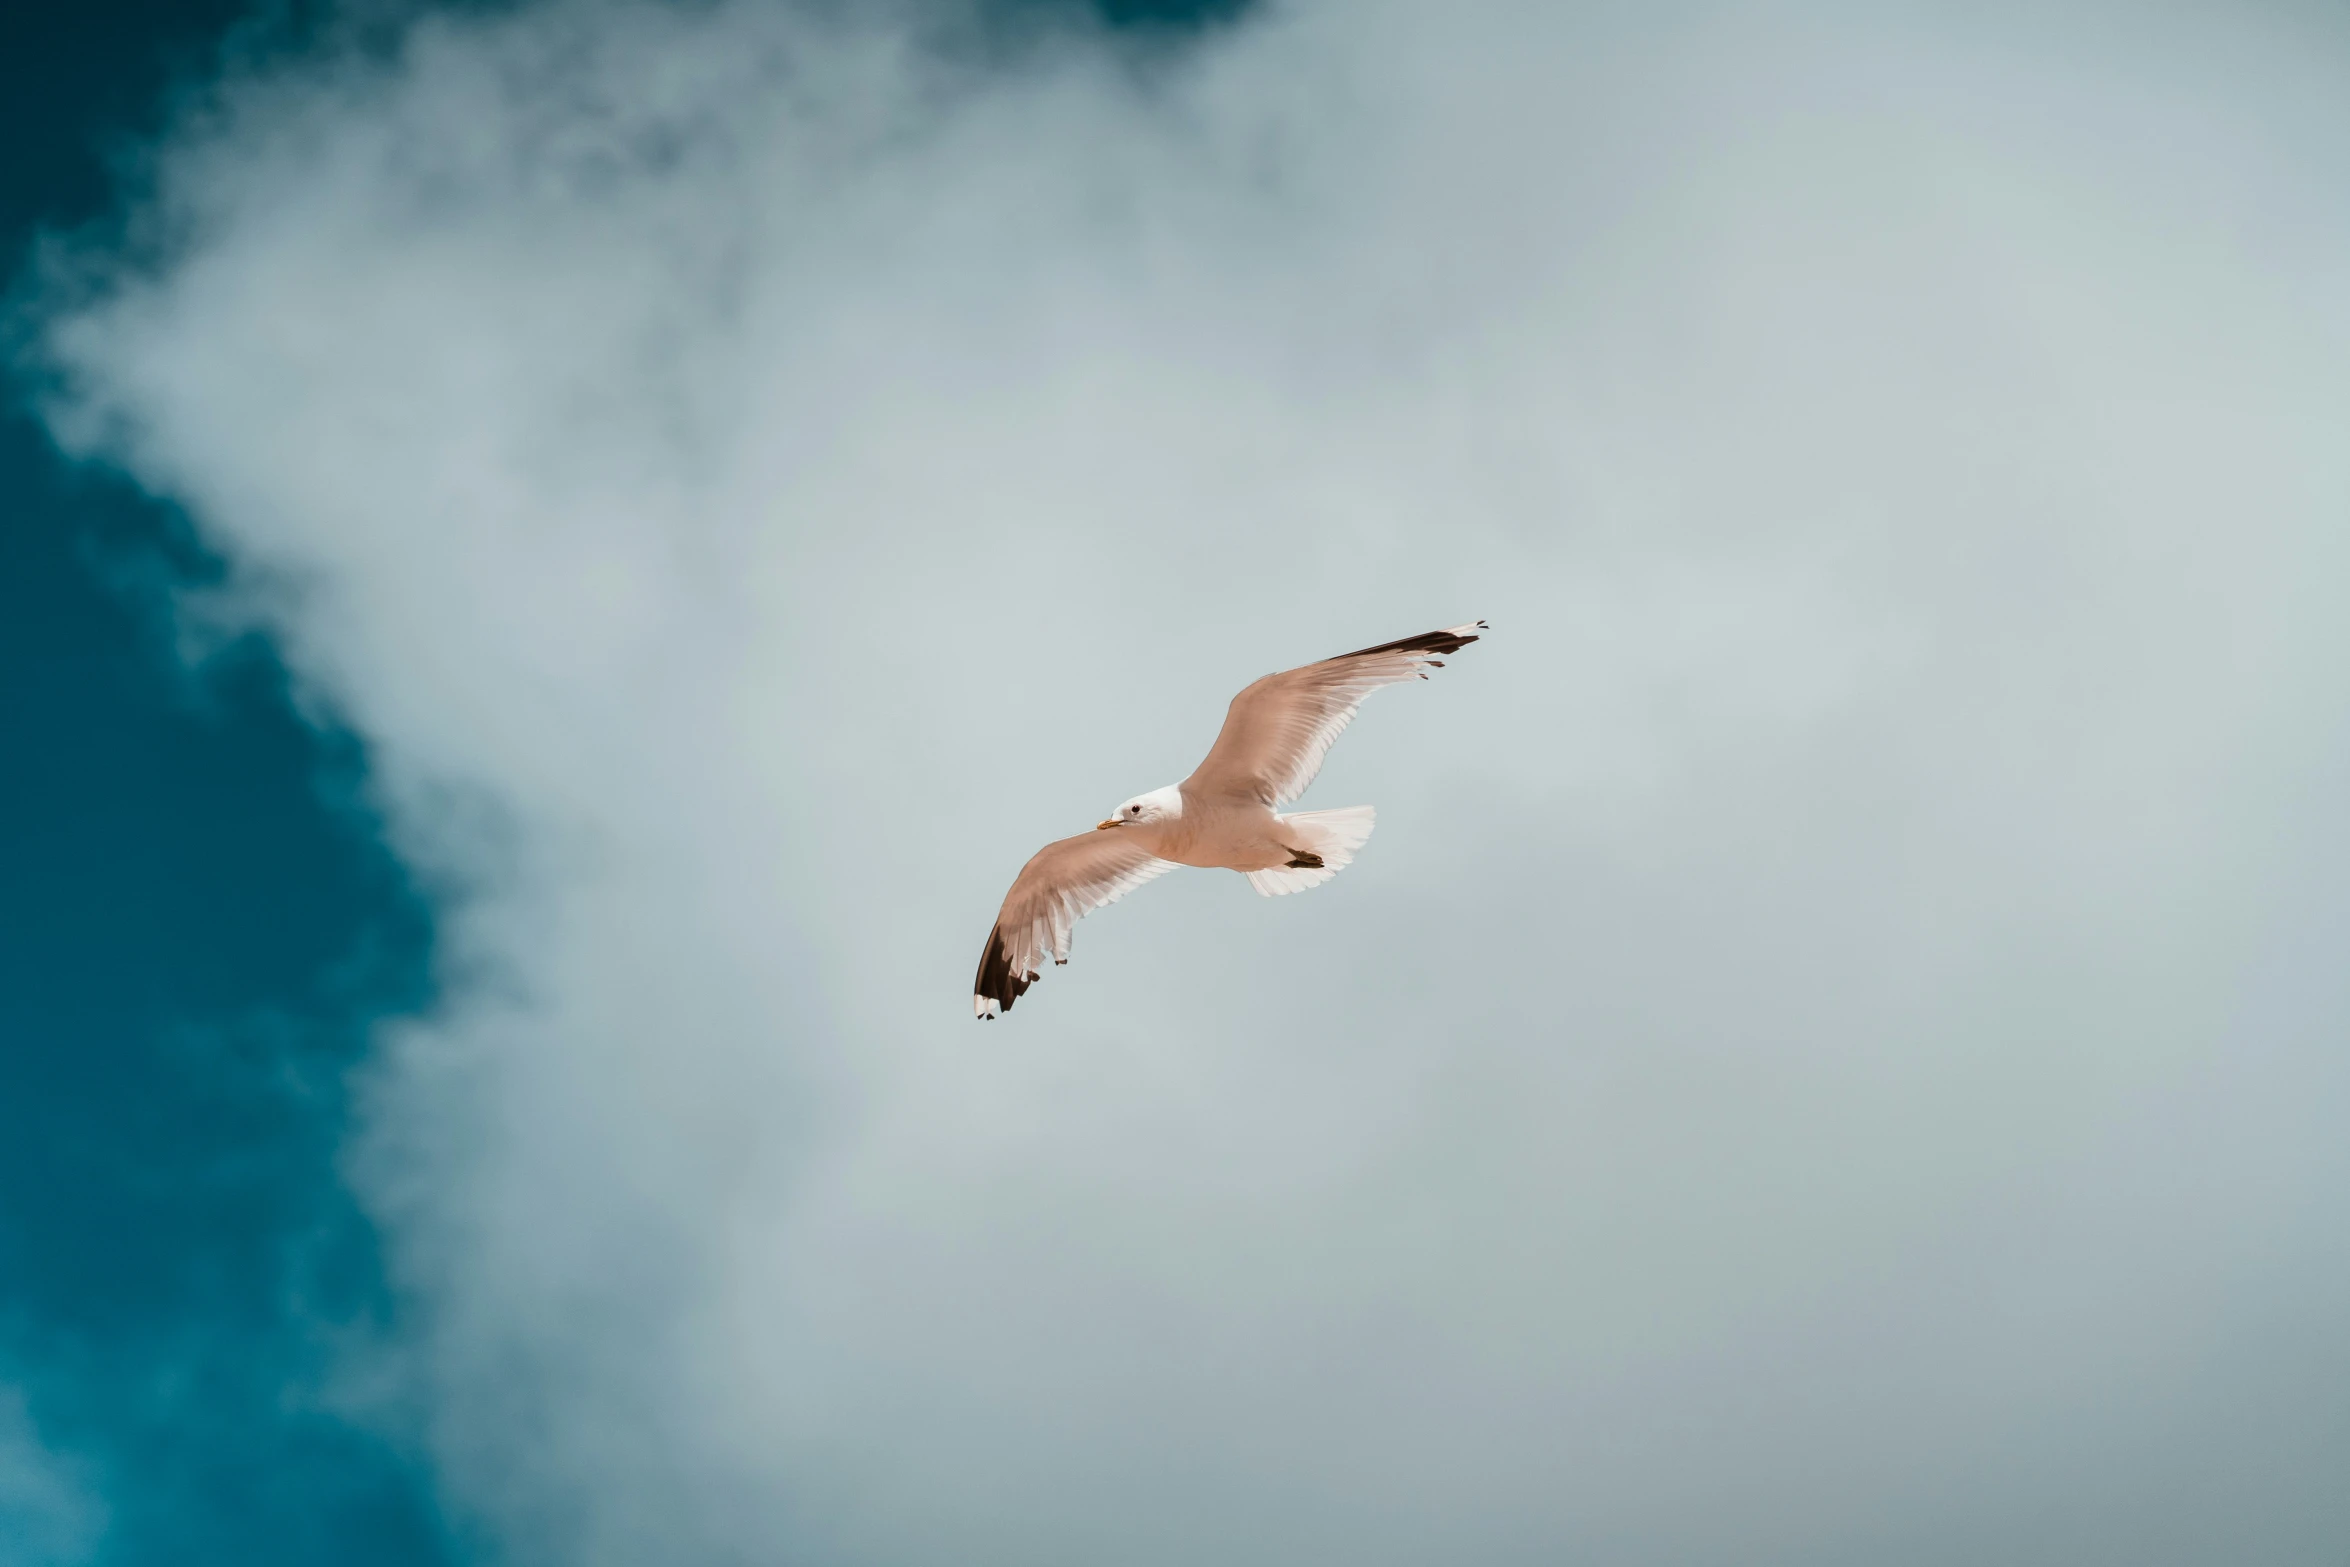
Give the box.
[1108,784,1377,896]
[973,622,1484,1017]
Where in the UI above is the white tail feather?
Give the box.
[1246,805,1376,897]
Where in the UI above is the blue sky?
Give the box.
[6,3,2348,1564]
[1,5,453,1563]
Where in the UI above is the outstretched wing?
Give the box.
[1182,621,1485,808]
[974,830,1181,1018]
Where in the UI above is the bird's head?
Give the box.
[1098,785,1182,830]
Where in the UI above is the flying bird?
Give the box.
[973,621,1486,1018]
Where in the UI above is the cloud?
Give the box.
[31,1,2350,1562]
[0,1384,102,1567]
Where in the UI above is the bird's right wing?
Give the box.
[974,829,1180,1018]
[1182,621,1485,808]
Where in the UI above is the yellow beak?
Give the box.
[1096,819,1121,830]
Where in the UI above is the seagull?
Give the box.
[973,621,1486,1018]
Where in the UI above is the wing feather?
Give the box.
[1181,621,1485,807]
[973,830,1180,1018]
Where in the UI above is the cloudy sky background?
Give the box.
[12,0,2350,1562]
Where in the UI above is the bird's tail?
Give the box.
[1247,805,1376,897]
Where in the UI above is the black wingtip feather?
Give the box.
[974,924,1034,1018]
[1335,621,1485,660]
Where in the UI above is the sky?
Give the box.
[0,4,449,1563]
[5,2,2349,1564]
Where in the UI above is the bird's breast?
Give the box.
[1147,801,1289,872]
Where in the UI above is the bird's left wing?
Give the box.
[974,829,1181,1018]
[1182,621,1485,808]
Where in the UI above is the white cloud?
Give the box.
[0,1386,102,1567]
[35,2,2350,1562]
